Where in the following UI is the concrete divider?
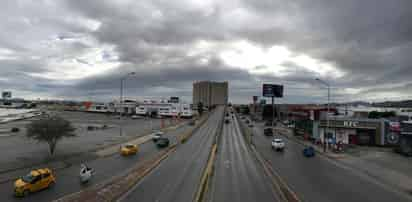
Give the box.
[194,107,224,202]
[54,145,177,202]
[53,115,212,202]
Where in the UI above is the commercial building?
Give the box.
[313,118,400,146]
[136,98,193,118]
[398,121,412,156]
[192,81,228,108]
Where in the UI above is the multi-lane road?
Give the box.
[206,114,279,202]
[250,121,412,202]
[2,107,412,202]
[0,122,192,202]
[119,107,224,202]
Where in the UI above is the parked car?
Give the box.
[188,120,196,126]
[156,137,170,148]
[14,168,56,197]
[11,127,20,132]
[120,144,138,156]
[152,131,164,142]
[272,138,285,151]
[264,128,273,136]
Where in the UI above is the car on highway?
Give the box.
[264,127,273,136]
[14,168,56,197]
[152,131,164,142]
[225,118,230,124]
[272,138,285,151]
[156,137,170,148]
[120,144,139,156]
[131,115,142,119]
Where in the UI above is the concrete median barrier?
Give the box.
[54,145,177,202]
[194,108,224,202]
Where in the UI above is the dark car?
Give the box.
[226,113,229,117]
[156,137,170,148]
[264,128,273,136]
[264,121,273,127]
[245,119,250,124]
[225,119,230,124]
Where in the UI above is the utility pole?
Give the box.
[119,72,136,136]
[316,78,331,146]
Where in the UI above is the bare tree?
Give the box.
[26,115,76,156]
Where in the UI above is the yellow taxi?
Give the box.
[120,144,138,156]
[14,168,56,197]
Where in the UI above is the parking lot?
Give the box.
[0,111,178,172]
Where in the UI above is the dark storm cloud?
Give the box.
[2,0,412,103]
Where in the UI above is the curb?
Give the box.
[194,144,217,202]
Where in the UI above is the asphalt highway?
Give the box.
[119,107,224,202]
[0,123,191,202]
[206,115,279,202]
[250,122,412,202]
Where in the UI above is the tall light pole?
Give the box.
[316,78,330,144]
[118,72,135,137]
[119,72,136,115]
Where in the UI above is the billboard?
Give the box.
[253,96,258,103]
[2,91,11,99]
[169,97,179,103]
[262,84,283,97]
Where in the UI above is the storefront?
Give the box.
[315,118,387,146]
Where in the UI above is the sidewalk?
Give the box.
[277,126,412,195]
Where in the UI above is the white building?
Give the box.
[136,100,193,118]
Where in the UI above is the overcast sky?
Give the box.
[1,0,412,104]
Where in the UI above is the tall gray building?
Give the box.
[193,81,228,108]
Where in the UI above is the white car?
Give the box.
[131,115,142,119]
[272,138,285,151]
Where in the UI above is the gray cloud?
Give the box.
[0,0,411,103]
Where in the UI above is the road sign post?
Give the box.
[262,84,283,128]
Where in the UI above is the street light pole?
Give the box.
[316,78,330,145]
[119,72,136,115]
[118,72,136,137]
